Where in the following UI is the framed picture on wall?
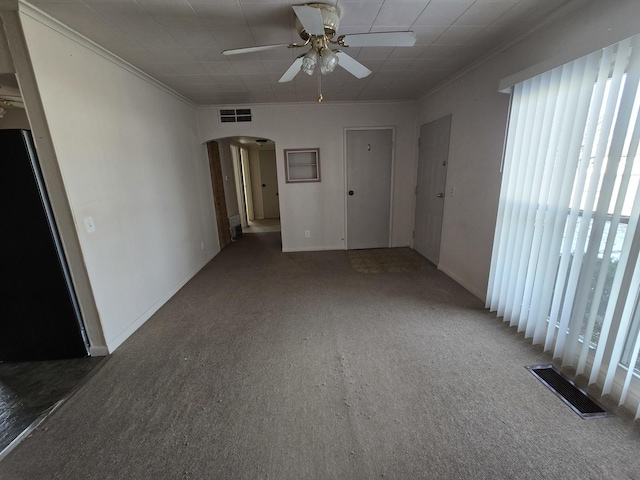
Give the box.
[284,148,320,183]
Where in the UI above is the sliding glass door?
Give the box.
[487,34,640,416]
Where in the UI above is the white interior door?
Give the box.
[240,148,254,222]
[346,129,393,249]
[414,115,451,265]
[260,150,280,219]
[231,145,248,228]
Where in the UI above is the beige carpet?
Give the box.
[1,233,639,480]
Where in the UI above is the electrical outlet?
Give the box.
[305,230,310,238]
[450,186,456,197]
[200,241,204,250]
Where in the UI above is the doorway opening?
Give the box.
[206,136,281,250]
[0,74,102,459]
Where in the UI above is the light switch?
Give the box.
[84,216,95,233]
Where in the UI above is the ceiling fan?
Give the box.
[222,3,416,101]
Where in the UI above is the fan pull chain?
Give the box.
[317,70,323,103]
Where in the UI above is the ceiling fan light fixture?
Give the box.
[320,47,338,74]
[302,49,319,75]
[223,3,416,100]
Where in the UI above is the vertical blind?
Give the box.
[487,34,640,416]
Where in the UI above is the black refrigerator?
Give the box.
[1,129,89,360]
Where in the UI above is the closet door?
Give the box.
[414,116,451,265]
[346,129,393,249]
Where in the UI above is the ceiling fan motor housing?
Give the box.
[296,3,340,41]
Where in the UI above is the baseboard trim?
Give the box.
[282,245,344,252]
[89,345,109,357]
[105,253,216,352]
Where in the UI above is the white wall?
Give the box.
[418,0,640,299]
[198,102,417,252]
[20,8,218,351]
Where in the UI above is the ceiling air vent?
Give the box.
[220,108,252,123]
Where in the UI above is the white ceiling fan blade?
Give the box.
[335,51,371,79]
[279,56,304,82]
[339,32,416,48]
[223,43,290,56]
[292,5,325,36]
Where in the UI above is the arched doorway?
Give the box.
[206,136,280,250]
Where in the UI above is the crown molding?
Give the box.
[16,0,196,109]
[418,0,590,102]
[196,99,418,110]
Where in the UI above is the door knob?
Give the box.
[436,193,444,198]
[348,190,354,196]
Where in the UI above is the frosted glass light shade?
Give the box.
[320,48,338,74]
[301,49,318,75]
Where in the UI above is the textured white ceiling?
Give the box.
[30,0,575,105]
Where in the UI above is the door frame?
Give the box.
[207,141,231,250]
[239,147,254,223]
[230,143,250,228]
[343,126,396,250]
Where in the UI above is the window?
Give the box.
[487,34,640,416]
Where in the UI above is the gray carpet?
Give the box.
[346,247,431,273]
[1,232,639,479]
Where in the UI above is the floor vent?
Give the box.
[526,365,612,419]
